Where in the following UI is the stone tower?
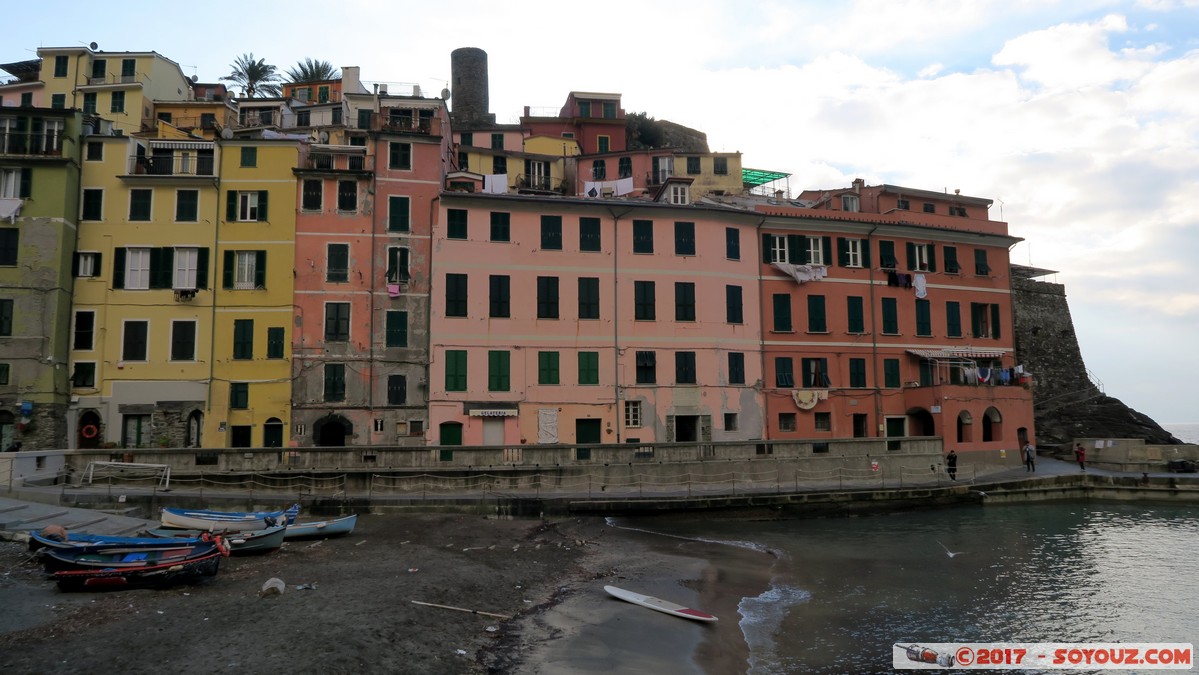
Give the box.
[450,47,495,125]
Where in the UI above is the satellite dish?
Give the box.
[89,42,98,50]
[319,131,329,143]
[190,75,199,83]
[220,127,234,140]
[441,88,451,100]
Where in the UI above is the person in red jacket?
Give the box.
[1074,444,1086,471]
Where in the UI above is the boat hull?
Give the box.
[147,525,286,554]
[283,514,357,540]
[159,504,299,532]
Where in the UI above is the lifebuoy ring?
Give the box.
[80,424,99,439]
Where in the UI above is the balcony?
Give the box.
[515,173,566,193]
[0,132,64,157]
[127,154,215,177]
[298,149,373,173]
[356,111,443,136]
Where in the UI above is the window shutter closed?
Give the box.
[787,235,803,264]
[927,244,937,272]
[222,250,234,289]
[196,248,209,289]
[821,236,832,265]
[71,253,80,276]
[254,250,266,287]
[20,168,32,198]
[226,191,237,221]
[990,303,1001,339]
[257,191,268,220]
[762,234,772,263]
[860,239,871,267]
[906,242,916,270]
[112,247,126,289]
[837,238,849,266]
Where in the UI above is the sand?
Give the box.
[0,513,773,674]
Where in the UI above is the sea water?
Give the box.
[638,502,1199,674]
[1163,422,1199,445]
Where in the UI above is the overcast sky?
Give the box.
[8,0,1198,424]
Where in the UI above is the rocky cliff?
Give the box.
[1010,268,1180,447]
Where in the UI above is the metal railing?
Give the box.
[0,132,64,157]
[128,155,216,176]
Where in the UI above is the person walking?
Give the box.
[946,450,958,481]
[1023,442,1036,472]
[3,441,21,452]
[1074,444,1086,471]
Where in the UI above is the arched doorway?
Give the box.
[906,408,936,437]
[956,411,973,443]
[982,407,1003,442]
[263,417,284,448]
[186,411,204,448]
[439,421,463,446]
[78,410,102,449]
[314,415,352,447]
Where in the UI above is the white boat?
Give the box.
[159,504,299,532]
[603,585,718,622]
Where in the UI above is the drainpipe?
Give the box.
[753,216,767,439]
[866,225,881,437]
[606,206,633,443]
[206,140,224,412]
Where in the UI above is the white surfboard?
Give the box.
[604,585,718,622]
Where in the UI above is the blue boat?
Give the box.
[29,531,203,552]
[284,514,357,540]
[160,503,300,532]
[44,538,229,591]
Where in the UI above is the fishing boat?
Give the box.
[145,524,287,554]
[43,538,229,591]
[29,530,203,552]
[284,513,357,540]
[160,503,300,532]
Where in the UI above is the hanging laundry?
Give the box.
[887,271,900,287]
[914,274,927,299]
[977,367,991,383]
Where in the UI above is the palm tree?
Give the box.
[222,53,282,98]
[285,58,340,83]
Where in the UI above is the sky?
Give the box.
[7,0,1199,424]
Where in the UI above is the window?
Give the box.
[632,219,653,253]
[490,132,503,150]
[81,189,103,220]
[0,300,10,337]
[541,215,562,250]
[674,222,695,256]
[387,374,407,405]
[323,364,345,402]
[946,301,962,338]
[802,358,831,388]
[167,320,195,361]
[324,302,351,342]
[488,350,510,391]
[385,311,408,347]
[537,276,559,319]
[841,194,859,212]
[230,382,250,409]
[635,351,656,384]
[110,91,125,113]
[489,275,510,318]
[634,281,656,320]
[728,352,745,385]
[459,132,472,146]
[300,179,322,211]
[916,299,932,337]
[74,251,101,278]
[389,142,412,170]
[714,157,728,175]
[538,351,560,385]
[838,237,869,268]
[175,189,199,222]
[675,282,696,322]
[908,242,936,272]
[669,184,690,204]
[618,157,632,178]
[444,350,467,391]
[724,413,739,432]
[326,244,349,282]
[815,413,832,432]
[598,134,610,151]
[775,357,794,387]
[807,295,827,333]
[492,156,507,175]
[942,246,960,273]
[129,189,152,221]
[726,285,743,324]
[884,359,901,388]
[337,180,357,211]
[578,277,600,320]
[228,190,268,222]
[447,209,468,239]
[240,146,257,167]
[578,352,599,385]
[267,327,285,358]
[591,159,606,180]
[218,250,264,290]
[296,110,310,126]
[73,311,95,350]
[882,297,899,334]
[70,362,94,387]
[974,249,991,275]
[779,413,797,432]
[625,400,642,428]
[122,320,149,361]
[173,247,202,290]
[0,229,16,266]
[686,157,701,175]
[201,113,216,129]
[971,302,1001,339]
[0,170,27,200]
[54,55,69,77]
[386,247,409,283]
[86,141,103,161]
[393,195,417,232]
[950,206,967,217]
[123,248,151,289]
[121,58,136,79]
[445,274,468,317]
[845,296,865,334]
[849,358,867,388]
[579,217,601,251]
[674,352,697,384]
[773,294,792,332]
[578,100,591,117]
[490,212,510,242]
[879,240,897,269]
[82,93,97,114]
[765,234,789,263]
[726,227,740,260]
[232,319,253,359]
[923,202,936,213]
[806,236,828,265]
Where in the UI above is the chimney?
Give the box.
[341,66,362,94]
[852,178,865,193]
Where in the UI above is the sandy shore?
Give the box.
[0,513,772,674]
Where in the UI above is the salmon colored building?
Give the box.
[429,193,764,448]
[752,179,1034,452]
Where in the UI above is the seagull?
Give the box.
[937,541,967,558]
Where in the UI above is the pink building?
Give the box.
[428,193,764,448]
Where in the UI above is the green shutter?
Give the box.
[19,168,32,198]
[196,248,209,289]
[822,236,832,265]
[861,239,871,267]
[990,304,1001,339]
[226,191,237,221]
[927,244,937,272]
[112,247,126,289]
[148,247,162,288]
[837,237,849,266]
[254,250,266,288]
[787,235,803,263]
[386,311,408,347]
[222,250,234,289]
[257,191,268,220]
[762,233,773,263]
[906,242,916,270]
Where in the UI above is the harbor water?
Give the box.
[625,501,1199,673]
